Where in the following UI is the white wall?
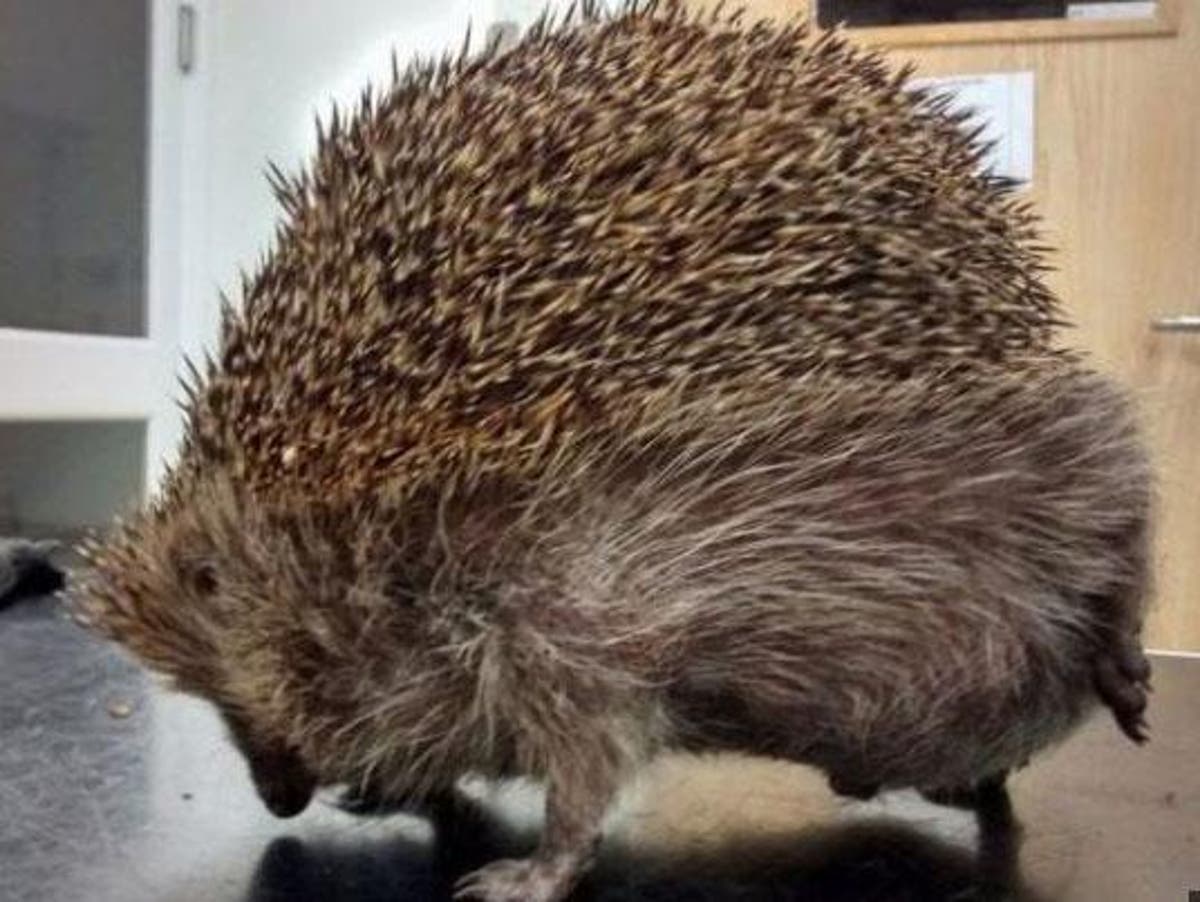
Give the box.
[187,0,511,355]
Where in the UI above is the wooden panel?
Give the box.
[852,8,1200,651]
[694,1,1200,650]
[683,0,806,20]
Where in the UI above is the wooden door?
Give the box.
[693,0,1200,651]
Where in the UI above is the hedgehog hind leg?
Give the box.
[972,776,1021,901]
[1093,631,1152,743]
[919,773,1011,814]
[922,774,1021,900]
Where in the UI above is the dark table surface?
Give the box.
[2,594,1197,902]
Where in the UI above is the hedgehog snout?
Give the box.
[250,750,316,818]
[223,710,317,818]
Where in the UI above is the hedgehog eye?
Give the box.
[190,562,219,596]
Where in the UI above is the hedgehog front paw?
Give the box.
[453,856,577,902]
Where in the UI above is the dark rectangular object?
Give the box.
[816,0,1071,27]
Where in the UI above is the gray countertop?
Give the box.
[2,595,1196,901]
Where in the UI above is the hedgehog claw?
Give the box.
[454,857,575,902]
[1094,650,1151,743]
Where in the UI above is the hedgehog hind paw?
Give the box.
[1112,633,1152,685]
[1093,650,1150,743]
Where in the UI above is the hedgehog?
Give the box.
[76,3,1153,900]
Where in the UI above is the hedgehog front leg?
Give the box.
[454,751,617,902]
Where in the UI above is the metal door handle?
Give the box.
[1151,315,1200,333]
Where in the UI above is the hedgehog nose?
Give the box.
[259,777,314,818]
[247,751,317,818]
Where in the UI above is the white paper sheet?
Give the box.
[910,72,1036,185]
